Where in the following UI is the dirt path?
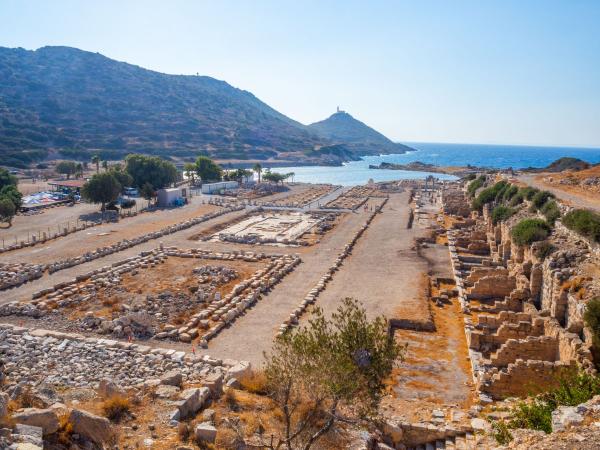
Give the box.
[518,173,600,212]
[299,191,431,324]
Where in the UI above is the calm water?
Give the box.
[274,142,600,186]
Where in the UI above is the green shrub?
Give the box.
[541,200,561,225]
[464,174,476,181]
[491,205,515,225]
[490,419,513,445]
[502,185,519,202]
[502,371,600,436]
[467,175,486,197]
[472,181,509,211]
[510,219,550,245]
[562,209,600,243]
[508,192,524,207]
[519,186,540,200]
[531,190,555,210]
[509,399,553,433]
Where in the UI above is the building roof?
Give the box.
[48,179,86,188]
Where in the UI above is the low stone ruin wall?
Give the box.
[0,323,249,389]
[0,262,45,292]
[47,205,244,274]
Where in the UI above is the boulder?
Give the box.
[160,370,183,388]
[194,422,217,444]
[177,387,210,419]
[13,408,59,434]
[203,373,223,397]
[12,424,43,447]
[226,361,251,380]
[69,408,113,444]
[552,405,585,432]
[98,378,125,399]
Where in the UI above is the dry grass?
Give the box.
[177,422,191,442]
[56,413,74,446]
[239,371,269,395]
[101,395,131,422]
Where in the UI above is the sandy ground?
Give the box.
[300,191,431,324]
[518,173,600,212]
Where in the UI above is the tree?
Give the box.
[263,170,287,184]
[183,163,197,185]
[125,154,177,190]
[81,173,121,211]
[194,156,222,183]
[253,163,263,184]
[55,161,78,179]
[0,185,23,209]
[91,155,100,174]
[260,298,404,450]
[75,163,83,179]
[140,182,155,202]
[109,167,134,188]
[102,160,109,171]
[0,168,18,190]
[0,197,16,226]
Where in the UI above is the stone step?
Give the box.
[445,437,456,450]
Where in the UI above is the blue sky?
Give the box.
[1,0,599,147]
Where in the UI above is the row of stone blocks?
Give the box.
[46,205,244,274]
[278,198,389,335]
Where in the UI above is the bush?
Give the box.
[531,190,555,210]
[510,219,550,245]
[562,209,600,243]
[467,175,486,197]
[464,174,476,181]
[541,200,561,225]
[239,371,269,395]
[491,205,515,225]
[509,399,553,433]
[520,186,539,200]
[502,185,519,202]
[472,181,509,211]
[101,395,131,422]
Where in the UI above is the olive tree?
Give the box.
[260,298,404,450]
[195,156,222,183]
[0,197,16,226]
[81,173,121,211]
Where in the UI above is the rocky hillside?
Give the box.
[308,110,413,155]
[0,46,413,167]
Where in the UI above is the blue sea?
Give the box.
[274,143,600,186]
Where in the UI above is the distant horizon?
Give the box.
[401,141,600,151]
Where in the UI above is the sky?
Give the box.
[1,0,599,148]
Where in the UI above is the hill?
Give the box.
[308,110,412,155]
[0,46,326,166]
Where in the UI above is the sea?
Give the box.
[273,142,600,186]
